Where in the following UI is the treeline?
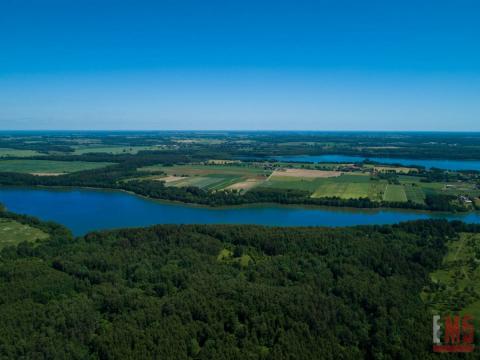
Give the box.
[1,217,477,358]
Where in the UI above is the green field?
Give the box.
[403,184,426,203]
[261,176,326,192]
[0,160,115,174]
[73,145,164,155]
[423,233,480,319]
[0,218,49,249]
[141,163,269,176]
[165,175,245,191]
[139,164,269,191]
[309,175,387,201]
[136,162,475,206]
[383,184,408,202]
[0,148,43,157]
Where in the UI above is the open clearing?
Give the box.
[0,218,49,249]
[383,184,408,202]
[270,168,342,178]
[225,178,263,191]
[139,164,269,191]
[0,148,43,157]
[310,175,387,201]
[424,233,480,319]
[157,175,187,183]
[140,164,269,177]
[134,162,465,206]
[403,184,425,203]
[0,160,115,174]
[73,145,164,155]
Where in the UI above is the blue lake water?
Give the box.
[272,155,480,171]
[1,187,480,236]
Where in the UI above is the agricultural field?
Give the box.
[0,218,49,249]
[309,175,386,201]
[383,184,408,202]
[0,148,43,157]
[73,145,165,155]
[423,233,480,319]
[403,184,426,203]
[136,161,479,206]
[0,159,115,175]
[140,163,270,191]
[270,168,342,178]
[261,176,327,193]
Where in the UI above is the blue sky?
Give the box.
[1,0,479,130]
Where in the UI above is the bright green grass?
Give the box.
[0,160,115,174]
[73,146,163,155]
[383,184,408,202]
[217,248,233,261]
[0,218,49,249]
[310,175,387,200]
[423,234,480,319]
[261,177,325,192]
[216,249,251,268]
[0,148,43,157]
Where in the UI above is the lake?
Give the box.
[1,187,480,236]
[272,155,480,171]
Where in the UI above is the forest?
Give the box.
[0,206,479,359]
[2,131,480,160]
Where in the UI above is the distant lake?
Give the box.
[272,155,480,171]
[1,187,480,236]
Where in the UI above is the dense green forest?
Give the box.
[1,208,479,358]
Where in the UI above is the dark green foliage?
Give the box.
[1,216,477,359]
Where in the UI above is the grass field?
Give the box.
[0,160,115,174]
[403,184,426,203]
[73,145,164,155]
[0,148,43,157]
[0,218,49,249]
[137,162,472,204]
[309,175,387,200]
[140,164,270,191]
[164,175,245,191]
[423,233,480,320]
[140,164,269,177]
[383,184,408,202]
[261,176,326,192]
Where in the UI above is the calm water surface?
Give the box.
[272,155,480,171]
[1,187,480,236]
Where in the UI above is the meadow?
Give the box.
[0,148,43,157]
[0,218,49,249]
[73,145,165,155]
[134,161,479,208]
[424,233,480,320]
[139,163,270,191]
[0,160,115,174]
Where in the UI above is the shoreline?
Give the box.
[0,183,476,217]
